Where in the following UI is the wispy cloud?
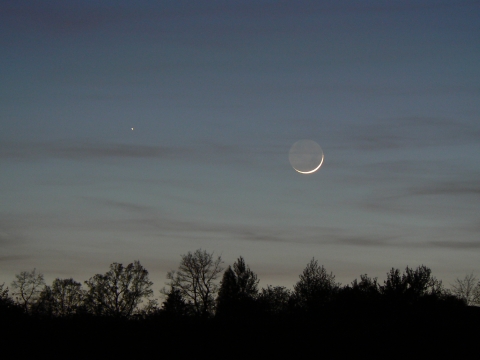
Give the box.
[428,240,480,250]
[68,204,402,248]
[2,141,179,161]
[356,174,480,214]
[0,3,149,34]
[328,234,396,247]
[0,255,31,263]
[0,217,27,247]
[85,198,155,214]
[0,140,249,165]
[345,116,480,151]
[409,180,480,196]
[83,215,297,245]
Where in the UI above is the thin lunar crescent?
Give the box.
[289,140,324,174]
[293,153,324,174]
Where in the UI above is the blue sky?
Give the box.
[1,0,479,292]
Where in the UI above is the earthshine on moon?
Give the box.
[288,140,324,174]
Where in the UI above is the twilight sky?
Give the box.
[1,0,479,293]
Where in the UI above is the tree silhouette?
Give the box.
[351,274,379,294]
[257,285,292,315]
[381,265,444,304]
[37,278,85,317]
[216,256,259,317]
[84,260,153,317]
[381,268,406,300]
[0,283,18,314]
[161,286,191,316]
[11,269,45,313]
[294,258,339,311]
[404,265,443,301]
[233,256,259,297]
[342,274,381,304]
[165,249,223,316]
[451,273,480,306]
[216,266,237,316]
[0,283,11,305]
[3,255,480,360]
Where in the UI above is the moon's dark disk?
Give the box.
[288,140,324,174]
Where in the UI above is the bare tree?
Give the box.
[11,269,45,313]
[0,283,14,307]
[0,283,8,299]
[85,260,154,317]
[346,274,381,302]
[403,265,444,300]
[381,265,444,303]
[451,273,480,306]
[258,285,292,314]
[294,258,339,309]
[38,278,85,316]
[164,249,223,316]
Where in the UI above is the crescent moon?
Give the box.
[293,153,324,174]
[289,139,324,174]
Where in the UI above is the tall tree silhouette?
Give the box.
[11,269,45,313]
[294,258,339,311]
[161,286,191,316]
[404,265,443,301]
[350,274,379,295]
[342,274,381,304]
[37,278,85,317]
[381,268,406,300]
[381,265,443,304]
[0,283,12,307]
[257,285,292,315]
[165,249,223,316]
[216,256,259,317]
[84,260,153,317]
[0,283,21,318]
[451,273,480,306]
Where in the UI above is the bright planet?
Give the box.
[288,140,324,174]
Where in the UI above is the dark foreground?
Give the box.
[3,305,480,359]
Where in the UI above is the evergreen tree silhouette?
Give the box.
[216,257,259,317]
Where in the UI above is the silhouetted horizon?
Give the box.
[2,250,480,357]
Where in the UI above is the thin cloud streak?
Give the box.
[344,117,480,151]
[2,1,468,35]
[410,181,480,197]
[45,202,402,248]
[428,241,480,250]
[357,176,480,215]
[0,140,250,165]
[4,199,478,253]
[0,255,31,262]
[328,234,396,247]
[0,141,178,161]
[83,198,156,214]
[0,218,28,247]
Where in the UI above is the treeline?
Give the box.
[2,248,479,319]
[2,249,480,357]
